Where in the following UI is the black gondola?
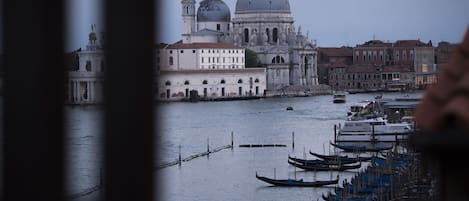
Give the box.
[288,159,361,171]
[288,155,358,165]
[309,151,372,162]
[330,142,393,152]
[255,173,339,187]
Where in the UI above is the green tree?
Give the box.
[245,48,263,68]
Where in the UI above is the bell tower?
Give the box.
[181,0,196,43]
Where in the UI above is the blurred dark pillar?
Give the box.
[3,0,65,200]
[103,0,155,200]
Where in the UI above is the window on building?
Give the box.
[202,57,204,63]
[165,81,171,86]
[273,28,278,43]
[422,64,428,73]
[193,50,196,53]
[86,60,92,71]
[266,28,270,42]
[184,80,190,85]
[254,78,259,83]
[244,28,249,43]
[227,24,230,31]
[221,79,225,84]
[180,50,184,53]
[238,79,243,84]
[202,80,208,85]
[169,56,174,65]
[217,24,220,31]
[170,50,173,54]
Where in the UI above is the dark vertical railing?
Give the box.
[3,0,65,200]
[103,0,155,201]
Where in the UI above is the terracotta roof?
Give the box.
[345,65,378,73]
[318,47,353,57]
[416,27,469,131]
[394,40,429,47]
[356,40,393,47]
[167,41,242,49]
[381,65,414,73]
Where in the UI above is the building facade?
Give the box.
[353,39,435,88]
[156,42,266,101]
[155,0,267,101]
[66,26,104,104]
[230,0,319,91]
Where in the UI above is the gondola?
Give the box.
[288,155,358,165]
[309,151,373,162]
[330,142,393,152]
[288,159,361,171]
[255,173,339,187]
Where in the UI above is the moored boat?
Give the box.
[288,159,361,171]
[255,173,339,187]
[330,142,393,152]
[288,155,359,165]
[309,151,372,162]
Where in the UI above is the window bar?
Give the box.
[103,0,155,201]
[3,0,66,200]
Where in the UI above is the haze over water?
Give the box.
[66,92,420,201]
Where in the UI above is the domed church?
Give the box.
[181,0,319,91]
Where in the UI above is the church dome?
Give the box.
[197,0,231,22]
[235,0,291,13]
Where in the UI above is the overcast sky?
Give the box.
[65,0,469,51]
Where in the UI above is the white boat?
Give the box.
[332,92,346,103]
[335,118,413,147]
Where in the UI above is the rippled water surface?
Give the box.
[66,92,419,201]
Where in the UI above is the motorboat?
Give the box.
[333,92,346,103]
[335,117,413,147]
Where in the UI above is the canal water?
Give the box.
[66,92,419,201]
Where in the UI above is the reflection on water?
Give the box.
[66,92,419,201]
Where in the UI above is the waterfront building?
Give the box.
[155,0,267,101]
[328,64,414,92]
[66,25,104,104]
[317,47,353,84]
[353,39,435,89]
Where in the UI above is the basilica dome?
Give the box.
[235,0,291,13]
[197,0,231,22]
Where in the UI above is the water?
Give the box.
[66,92,419,201]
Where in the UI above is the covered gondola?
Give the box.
[309,151,372,162]
[288,155,358,165]
[255,173,339,187]
[330,142,393,152]
[288,159,361,171]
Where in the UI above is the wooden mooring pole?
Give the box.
[334,124,337,144]
[292,132,295,149]
[207,138,210,154]
[178,145,182,165]
[231,131,234,149]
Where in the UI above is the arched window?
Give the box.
[220,79,225,84]
[184,80,190,85]
[169,56,174,65]
[202,80,208,85]
[244,28,249,43]
[238,79,243,84]
[254,78,259,83]
[266,28,270,42]
[272,56,285,64]
[165,81,171,86]
[86,60,92,71]
[273,28,278,43]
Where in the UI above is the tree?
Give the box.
[245,48,263,68]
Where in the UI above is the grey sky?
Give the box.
[65,0,469,51]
